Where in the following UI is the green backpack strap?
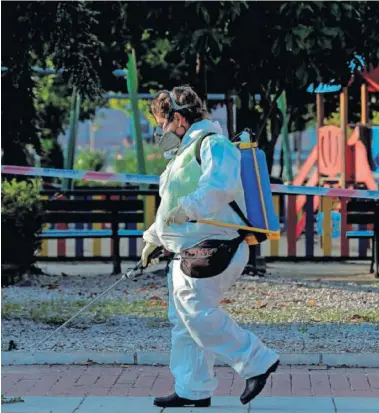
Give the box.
[195,132,216,165]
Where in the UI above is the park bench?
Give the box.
[39,189,159,274]
[346,199,379,277]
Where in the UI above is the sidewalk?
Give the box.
[2,364,379,412]
[2,396,379,412]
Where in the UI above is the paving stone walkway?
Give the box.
[2,364,379,398]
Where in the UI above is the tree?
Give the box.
[2,1,103,166]
[3,1,379,176]
[215,1,379,173]
[130,2,379,174]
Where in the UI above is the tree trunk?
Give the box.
[279,146,284,179]
[225,90,235,139]
[196,52,208,109]
[236,85,250,131]
[266,107,283,176]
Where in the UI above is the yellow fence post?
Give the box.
[40,195,49,257]
[270,195,280,256]
[144,195,156,230]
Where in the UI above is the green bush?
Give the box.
[74,149,107,172]
[74,149,108,187]
[114,143,168,175]
[40,138,64,169]
[1,179,44,277]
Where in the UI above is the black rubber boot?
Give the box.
[240,359,280,405]
[153,392,211,408]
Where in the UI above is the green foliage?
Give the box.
[1,2,103,166]
[39,138,64,169]
[108,94,156,127]
[1,180,44,274]
[73,149,111,187]
[114,144,167,175]
[74,149,107,172]
[2,0,379,172]
[324,111,354,137]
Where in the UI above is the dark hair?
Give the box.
[150,86,210,124]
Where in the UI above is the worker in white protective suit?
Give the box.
[142,86,279,408]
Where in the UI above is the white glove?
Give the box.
[141,242,160,268]
[164,204,189,226]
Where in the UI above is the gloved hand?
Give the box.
[141,242,160,268]
[164,204,189,226]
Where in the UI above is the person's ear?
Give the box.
[174,112,182,124]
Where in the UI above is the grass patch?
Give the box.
[226,305,379,324]
[2,300,167,325]
[2,300,379,325]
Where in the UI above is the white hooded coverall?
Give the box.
[143,119,279,400]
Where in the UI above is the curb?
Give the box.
[2,351,379,368]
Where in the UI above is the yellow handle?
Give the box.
[197,219,279,236]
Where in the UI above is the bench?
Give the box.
[40,190,159,274]
[347,199,379,277]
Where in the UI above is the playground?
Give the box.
[2,1,379,412]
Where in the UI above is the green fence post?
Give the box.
[126,49,146,176]
[63,88,81,190]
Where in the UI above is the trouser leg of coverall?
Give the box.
[168,265,217,400]
[171,241,279,400]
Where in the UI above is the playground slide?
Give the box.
[293,145,318,186]
[354,140,378,190]
[294,127,377,239]
[294,145,319,238]
[295,170,320,238]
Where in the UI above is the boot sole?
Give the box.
[240,359,280,405]
[153,400,211,408]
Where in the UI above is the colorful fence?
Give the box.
[257,194,373,259]
[37,192,374,260]
[38,191,158,259]
[3,165,377,260]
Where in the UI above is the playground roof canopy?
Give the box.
[307,58,379,94]
[360,65,379,92]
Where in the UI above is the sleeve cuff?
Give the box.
[143,224,162,246]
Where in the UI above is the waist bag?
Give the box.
[180,235,244,279]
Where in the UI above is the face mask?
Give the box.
[158,130,182,152]
[154,91,197,153]
[155,113,183,153]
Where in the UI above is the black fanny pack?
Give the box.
[180,236,244,279]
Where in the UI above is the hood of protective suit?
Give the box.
[181,119,224,146]
[163,119,224,159]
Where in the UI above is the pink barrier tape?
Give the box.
[1,165,159,185]
[2,165,379,199]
